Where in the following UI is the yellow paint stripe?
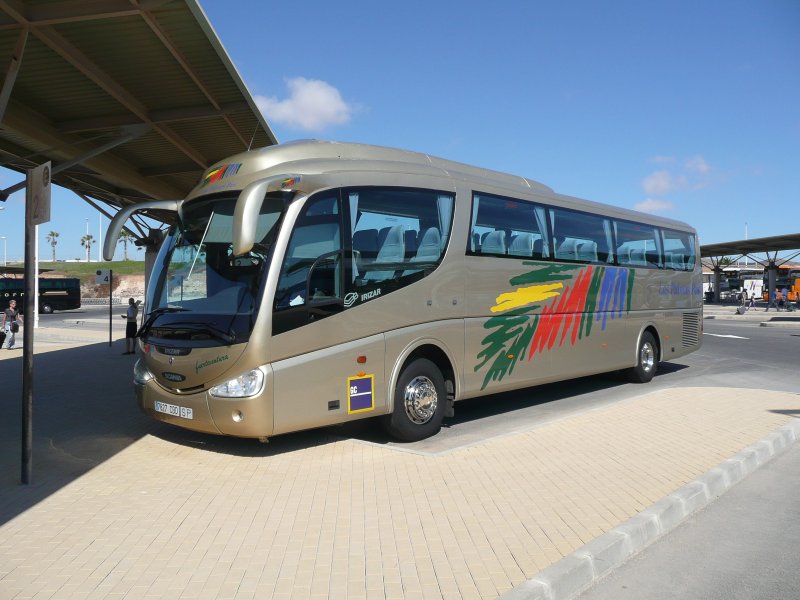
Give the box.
[490,283,563,313]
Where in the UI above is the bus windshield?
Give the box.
[144,195,285,344]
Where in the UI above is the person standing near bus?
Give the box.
[121,297,141,354]
[1,298,23,350]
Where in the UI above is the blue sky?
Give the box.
[1,0,798,262]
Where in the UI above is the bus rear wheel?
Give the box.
[383,358,446,442]
[627,331,658,383]
[41,303,53,314]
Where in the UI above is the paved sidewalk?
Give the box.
[0,330,799,600]
[703,302,800,325]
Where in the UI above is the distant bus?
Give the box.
[762,266,800,302]
[703,267,764,301]
[106,141,702,442]
[0,277,81,313]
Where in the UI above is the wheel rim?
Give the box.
[640,342,655,372]
[403,375,438,425]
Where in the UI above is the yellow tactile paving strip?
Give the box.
[0,387,798,600]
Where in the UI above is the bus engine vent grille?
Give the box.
[682,313,700,347]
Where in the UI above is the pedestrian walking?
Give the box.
[1,298,23,350]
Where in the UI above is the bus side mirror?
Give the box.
[104,200,179,260]
[233,179,272,257]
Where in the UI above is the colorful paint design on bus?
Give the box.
[476,262,635,389]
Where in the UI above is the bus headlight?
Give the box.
[209,368,265,398]
[133,359,154,385]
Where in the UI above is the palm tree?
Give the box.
[46,230,59,262]
[80,234,94,262]
[719,257,734,269]
[118,230,136,261]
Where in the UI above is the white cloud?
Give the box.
[684,155,711,174]
[634,199,674,214]
[641,170,687,196]
[255,77,354,132]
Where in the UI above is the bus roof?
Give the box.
[189,140,696,233]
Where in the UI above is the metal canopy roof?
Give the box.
[0,0,277,223]
[700,233,800,258]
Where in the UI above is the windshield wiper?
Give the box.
[153,321,236,345]
[138,306,188,338]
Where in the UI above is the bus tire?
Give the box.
[41,303,53,314]
[383,358,446,442]
[627,331,658,383]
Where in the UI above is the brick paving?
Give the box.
[1,334,798,600]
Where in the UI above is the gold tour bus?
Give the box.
[104,140,702,442]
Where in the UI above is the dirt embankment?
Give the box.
[81,275,146,299]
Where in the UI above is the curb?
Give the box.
[499,418,800,600]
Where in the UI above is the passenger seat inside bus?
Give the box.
[577,241,598,262]
[509,232,534,257]
[481,230,506,255]
[412,228,441,262]
[403,228,441,276]
[629,248,647,266]
[666,252,685,270]
[556,239,579,260]
[365,225,405,281]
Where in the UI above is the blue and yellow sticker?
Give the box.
[347,374,374,414]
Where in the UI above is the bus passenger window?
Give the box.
[348,188,453,290]
[469,193,550,259]
[662,229,696,271]
[614,220,661,268]
[549,207,612,264]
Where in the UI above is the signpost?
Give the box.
[97,269,113,346]
[22,162,51,484]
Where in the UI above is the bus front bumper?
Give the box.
[135,367,274,439]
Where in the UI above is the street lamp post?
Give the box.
[0,236,6,266]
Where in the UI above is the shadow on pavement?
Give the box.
[0,341,150,525]
[0,340,695,524]
[334,363,690,446]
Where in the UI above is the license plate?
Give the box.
[154,400,193,420]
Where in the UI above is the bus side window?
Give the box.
[275,195,342,309]
[550,207,612,264]
[469,193,550,259]
[348,188,453,289]
[615,221,661,269]
[662,229,696,271]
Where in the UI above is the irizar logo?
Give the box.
[344,288,381,308]
[361,288,381,302]
[344,288,382,308]
[344,292,359,308]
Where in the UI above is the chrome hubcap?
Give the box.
[403,376,438,424]
[640,342,655,372]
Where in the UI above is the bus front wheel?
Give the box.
[627,331,658,383]
[383,358,446,442]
